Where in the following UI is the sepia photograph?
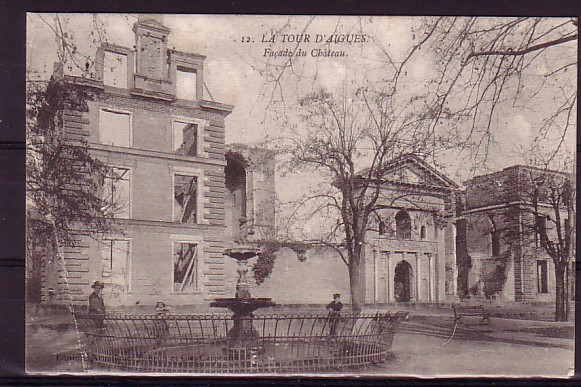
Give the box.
[25,13,575,377]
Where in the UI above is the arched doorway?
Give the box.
[394,260,413,302]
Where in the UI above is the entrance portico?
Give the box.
[373,248,438,303]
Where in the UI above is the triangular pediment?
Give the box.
[380,155,458,189]
[393,166,424,184]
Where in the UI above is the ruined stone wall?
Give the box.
[464,167,520,210]
[225,144,277,242]
[222,246,351,305]
[463,211,515,301]
[462,165,572,303]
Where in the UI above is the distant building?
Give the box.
[252,160,574,306]
[458,165,574,302]
[363,155,459,304]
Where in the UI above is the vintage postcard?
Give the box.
[25,14,575,377]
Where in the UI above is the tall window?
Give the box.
[174,174,197,223]
[100,239,130,292]
[173,242,199,291]
[420,226,427,240]
[176,67,197,100]
[537,260,548,293]
[536,215,548,248]
[103,51,128,88]
[100,109,131,147]
[173,121,198,156]
[395,210,412,239]
[102,167,131,218]
[378,221,386,236]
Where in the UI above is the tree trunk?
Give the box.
[555,264,567,322]
[349,251,365,314]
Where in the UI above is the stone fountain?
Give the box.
[210,220,275,346]
[210,245,275,342]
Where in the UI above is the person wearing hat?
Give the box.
[326,293,343,336]
[154,301,170,347]
[156,301,170,315]
[88,281,106,329]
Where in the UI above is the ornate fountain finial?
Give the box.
[236,216,254,244]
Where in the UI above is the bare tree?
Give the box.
[26,76,122,303]
[249,16,576,312]
[504,164,575,321]
[279,86,450,312]
[26,14,131,303]
[249,17,576,167]
[421,17,577,165]
[420,17,576,321]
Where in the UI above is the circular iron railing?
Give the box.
[77,311,408,373]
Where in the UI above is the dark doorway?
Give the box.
[225,152,247,240]
[394,260,413,302]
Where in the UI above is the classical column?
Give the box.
[385,251,392,303]
[451,223,458,297]
[415,253,421,302]
[427,253,433,302]
[373,249,378,303]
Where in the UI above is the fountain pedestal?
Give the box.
[210,245,275,346]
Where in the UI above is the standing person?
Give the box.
[154,302,170,347]
[88,281,106,330]
[326,293,343,336]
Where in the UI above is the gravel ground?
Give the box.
[360,333,573,377]
[26,312,574,377]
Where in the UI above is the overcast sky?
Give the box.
[27,14,576,193]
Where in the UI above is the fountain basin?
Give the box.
[224,246,262,261]
[210,298,275,315]
[77,312,409,373]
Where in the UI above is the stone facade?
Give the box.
[363,155,459,304]
[42,17,233,306]
[458,165,574,302]
[234,155,460,306]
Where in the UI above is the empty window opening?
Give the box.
[102,167,131,218]
[103,51,128,88]
[176,66,197,100]
[395,210,412,239]
[536,215,548,248]
[173,242,199,291]
[174,175,197,223]
[173,121,198,156]
[379,221,386,236]
[420,225,427,240]
[100,110,131,147]
[537,260,548,293]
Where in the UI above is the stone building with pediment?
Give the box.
[362,155,459,304]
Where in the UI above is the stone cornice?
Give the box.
[90,143,226,167]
